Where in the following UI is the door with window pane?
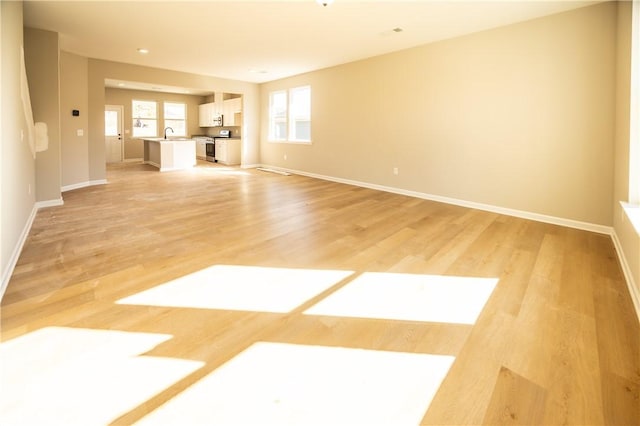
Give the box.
[105,105,123,163]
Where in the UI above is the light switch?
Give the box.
[77,129,84,136]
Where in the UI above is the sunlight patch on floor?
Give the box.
[135,342,454,425]
[0,327,203,426]
[117,265,353,313]
[304,272,498,325]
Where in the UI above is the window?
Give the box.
[269,86,311,143]
[269,90,288,141]
[164,102,187,136]
[132,100,157,137]
[289,86,311,142]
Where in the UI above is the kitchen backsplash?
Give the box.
[206,126,241,138]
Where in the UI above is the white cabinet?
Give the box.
[222,97,242,126]
[198,103,213,127]
[198,102,223,127]
[195,140,206,159]
[143,139,196,172]
[215,139,241,165]
[201,97,242,127]
[216,140,227,163]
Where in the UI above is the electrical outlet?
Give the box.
[28,184,31,195]
[284,154,287,160]
[393,167,399,175]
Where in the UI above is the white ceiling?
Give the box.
[24,0,599,85]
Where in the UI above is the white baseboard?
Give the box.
[36,198,64,209]
[62,182,88,192]
[612,230,640,323]
[0,205,38,301]
[260,164,613,235]
[61,179,107,193]
[241,163,262,169]
[144,160,161,169]
[1,196,65,301]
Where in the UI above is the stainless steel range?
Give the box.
[193,136,214,160]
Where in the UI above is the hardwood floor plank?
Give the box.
[482,366,547,425]
[421,311,516,425]
[540,310,604,426]
[600,371,640,425]
[1,162,638,425]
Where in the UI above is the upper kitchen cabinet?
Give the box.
[198,102,223,127]
[198,102,213,127]
[200,94,242,127]
[222,97,242,126]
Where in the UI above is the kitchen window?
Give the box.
[164,102,186,136]
[268,86,311,143]
[132,100,157,137]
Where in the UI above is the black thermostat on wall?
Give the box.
[72,110,79,116]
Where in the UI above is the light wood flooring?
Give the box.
[2,161,639,425]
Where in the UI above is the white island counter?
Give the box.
[143,138,196,172]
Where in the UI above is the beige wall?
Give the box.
[614,2,632,205]
[24,27,61,203]
[260,2,617,226]
[105,88,206,160]
[60,51,89,187]
[87,59,260,182]
[613,1,640,307]
[1,1,37,291]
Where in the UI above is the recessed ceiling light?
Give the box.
[316,0,334,6]
[392,27,403,33]
[137,48,149,54]
[249,69,268,74]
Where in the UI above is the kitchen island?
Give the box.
[143,138,196,172]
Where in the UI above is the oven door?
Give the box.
[205,142,216,162]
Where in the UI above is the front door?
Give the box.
[105,105,123,163]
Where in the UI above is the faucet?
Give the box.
[164,127,174,139]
